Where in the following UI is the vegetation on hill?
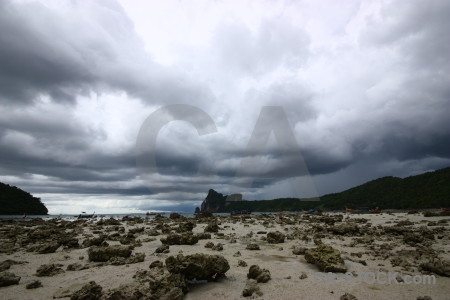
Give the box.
[0,182,48,215]
[198,166,450,212]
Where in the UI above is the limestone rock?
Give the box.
[246,244,260,250]
[166,254,230,281]
[247,265,271,283]
[267,231,285,244]
[304,244,347,273]
[88,245,132,262]
[26,280,43,289]
[242,279,262,297]
[36,264,65,277]
[0,271,20,287]
[70,281,102,300]
[160,233,198,245]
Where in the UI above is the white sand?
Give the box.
[0,212,448,300]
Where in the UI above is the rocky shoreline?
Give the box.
[0,211,448,299]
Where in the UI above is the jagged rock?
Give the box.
[340,293,357,300]
[267,231,285,244]
[58,236,80,248]
[155,244,170,253]
[195,233,211,240]
[212,243,223,251]
[242,279,262,297]
[26,280,43,289]
[246,244,260,250]
[204,241,214,248]
[150,260,164,269]
[161,233,198,245]
[36,264,65,277]
[403,233,425,246]
[97,218,121,226]
[129,227,145,234]
[329,223,359,235]
[420,260,450,277]
[0,271,20,287]
[176,221,195,233]
[88,245,132,262]
[195,211,213,219]
[299,272,307,279]
[304,244,347,273]
[70,281,102,300]
[204,222,219,233]
[233,251,242,257]
[148,269,187,300]
[247,265,271,283]
[292,246,307,255]
[102,282,151,300]
[67,263,90,271]
[148,229,160,236]
[0,259,27,272]
[82,236,108,248]
[238,260,247,267]
[36,242,60,254]
[109,253,145,265]
[170,213,183,219]
[166,254,230,280]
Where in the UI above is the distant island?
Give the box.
[196,166,450,212]
[0,182,48,215]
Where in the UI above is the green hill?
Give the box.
[198,166,450,212]
[0,182,48,215]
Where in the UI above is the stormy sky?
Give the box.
[0,0,449,214]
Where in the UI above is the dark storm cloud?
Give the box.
[0,0,449,213]
[0,0,211,106]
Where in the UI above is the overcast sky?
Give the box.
[0,0,449,214]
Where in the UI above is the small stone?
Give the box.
[36,264,64,277]
[149,260,164,269]
[70,281,103,300]
[26,280,43,289]
[204,241,214,248]
[299,272,307,279]
[212,243,223,251]
[238,260,248,267]
[246,244,260,250]
[340,292,357,300]
[155,244,170,253]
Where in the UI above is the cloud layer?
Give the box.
[1,0,449,213]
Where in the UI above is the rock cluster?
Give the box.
[247,265,271,283]
[165,254,230,281]
[160,233,199,245]
[267,231,285,243]
[88,245,132,262]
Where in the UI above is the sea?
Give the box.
[0,211,303,220]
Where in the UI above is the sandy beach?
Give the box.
[0,212,448,300]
